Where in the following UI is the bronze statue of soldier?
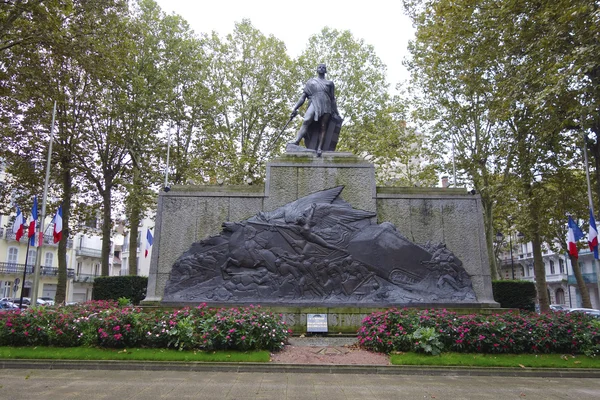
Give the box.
[289,64,342,156]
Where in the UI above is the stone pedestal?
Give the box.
[144,152,497,310]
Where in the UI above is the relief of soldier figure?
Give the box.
[163,186,477,305]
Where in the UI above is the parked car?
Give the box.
[0,301,19,311]
[567,308,600,318]
[550,304,570,311]
[40,297,55,306]
[20,298,47,307]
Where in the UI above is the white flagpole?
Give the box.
[31,101,56,305]
[583,113,600,300]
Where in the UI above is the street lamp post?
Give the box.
[497,231,518,280]
[509,234,515,280]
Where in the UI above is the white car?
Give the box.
[40,297,55,306]
[568,308,600,318]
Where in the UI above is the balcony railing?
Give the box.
[0,262,74,278]
[73,273,98,283]
[567,272,598,285]
[4,231,72,248]
[75,247,102,258]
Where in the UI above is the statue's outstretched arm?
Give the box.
[291,92,307,118]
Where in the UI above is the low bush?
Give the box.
[93,276,148,305]
[358,308,600,356]
[492,280,536,311]
[0,301,290,352]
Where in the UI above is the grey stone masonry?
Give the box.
[145,152,496,307]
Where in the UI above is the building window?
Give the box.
[7,247,18,265]
[555,288,565,305]
[76,262,82,275]
[26,249,37,266]
[94,263,100,276]
[559,258,565,274]
[2,281,12,298]
[579,262,585,273]
[549,260,555,275]
[44,252,53,268]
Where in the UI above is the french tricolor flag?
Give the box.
[145,229,153,258]
[28,196,38,246]
[52,205,63,243]
[12,206,24,242]
[568,215,584,258]
[589,209,598,259]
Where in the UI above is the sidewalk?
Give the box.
[1,368,599,400]
[1,336,599,378]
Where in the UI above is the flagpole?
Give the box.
[18,239,31,309]
[31,101,56,305]
[582,114,600,299]
[583,130,594,213]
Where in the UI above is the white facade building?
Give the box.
[498,236,600,309]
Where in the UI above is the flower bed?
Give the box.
[0,301,290,351]
[358,308,600,356]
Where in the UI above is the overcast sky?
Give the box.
[154,0,415,89]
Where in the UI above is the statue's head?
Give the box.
[316,63,327,74]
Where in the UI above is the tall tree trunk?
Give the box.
[531,229,549,313]
[101,176,113,276]
[128,166,142,276]
[481,194,499,280]
[55,165,71,304]
[568,254,592,308]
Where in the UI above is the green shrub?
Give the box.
[358,308,600,355]
[0,301,291,352]
[92,276,148,305]
[492,280,536,311]
[411,327,444,355]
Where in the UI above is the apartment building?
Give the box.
[497,234,600,309]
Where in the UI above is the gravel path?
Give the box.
[270,336,389,365]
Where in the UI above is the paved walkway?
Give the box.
[1,369,599,399]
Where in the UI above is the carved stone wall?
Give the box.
[145,152,497,307]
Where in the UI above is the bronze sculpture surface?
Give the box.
[289,64,342,156]
[163,187,476,306]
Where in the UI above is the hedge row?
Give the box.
[492,280,537,311]
[358,308,600,356]
[0,301,289,351]
[93,276,148,305]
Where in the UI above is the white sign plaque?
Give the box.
[307,314,328,332]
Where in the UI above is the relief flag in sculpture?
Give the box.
[52,205,63,243]
[145,229,153,258]
[12,206,24,242]
[567,215,584,258]
[589,209,599,259]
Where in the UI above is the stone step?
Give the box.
[288,336,358,347]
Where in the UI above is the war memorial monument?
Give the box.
[144,64,499,333]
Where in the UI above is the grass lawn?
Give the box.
[390,352,600,369]
[0,346,270,363]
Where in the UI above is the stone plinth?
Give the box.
[264,152,376,213]
[145,152,497,308]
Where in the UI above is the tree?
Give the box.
[297,29,389,152]
[185,20,298,184]
[1,0,133,296]
[403,0,511,279]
